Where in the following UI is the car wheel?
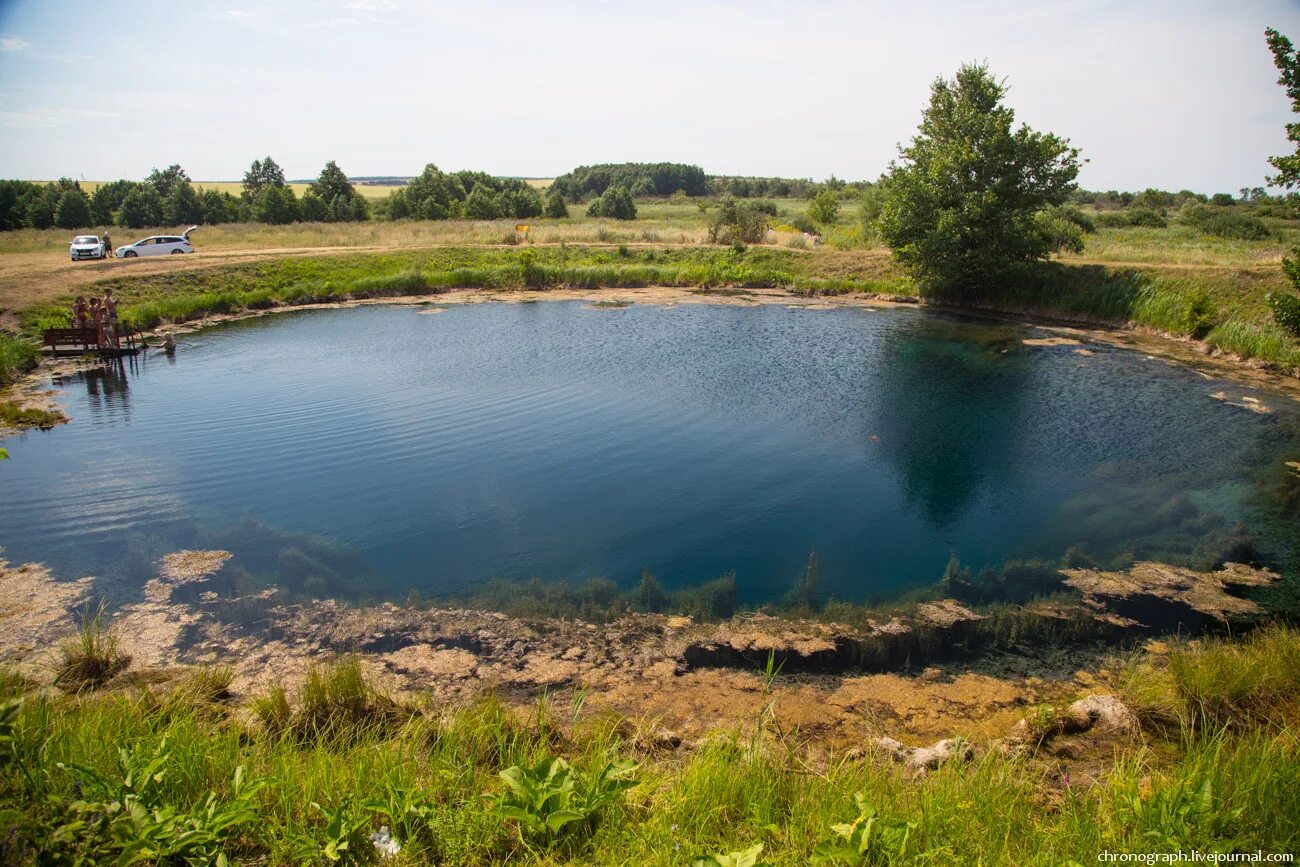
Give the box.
[171,249,183,254]
[123,250,137,258]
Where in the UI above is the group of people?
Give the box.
[71,288,120,349]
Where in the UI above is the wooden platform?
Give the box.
[42,327,140,358]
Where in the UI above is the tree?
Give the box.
[117,186,165,228]
[1265,27,1300,336]
[877,62,1081,297]
[199,188,239,224]
[254,185,300,224]
[164,182,204,225]
[146,164,190,198]
[1266,28,1300,188]
[90,180,139,225]
[54,187,91,229]
[464,183,500,219]
[0,180,41,231]
[586,186,636,220]
[242,156,287,202]
[311,160,355,202]
[807,189,840,224]
[543,190,569,219]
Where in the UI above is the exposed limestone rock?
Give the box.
[1061,561,1279,629]
[1066,695,1137,733]
[916,599,985,629]
[872,735,974,772]
[0,558,92,675]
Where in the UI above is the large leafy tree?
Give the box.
[310,160,356,203]
[146,164,190,198]
[877,63,1081,297]
[1265,28,1300,337]
[242,156,287,202]
[54,187,91,229]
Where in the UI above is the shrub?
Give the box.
[1267,290,1300,338]
[1033,209,1086,253]
[707,197,769,244]
[808,189,840,224]
[1096,208,1167,229]
[1180,205,1272,240]
[586,186,637,220]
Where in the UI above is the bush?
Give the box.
[1096,208,1167,229]
[1268,290,1300,338]
[807,189,840,224]
[586,186,637,220]
[707,197,769,244]
[1180,205,1272,240]
[1033,209,1086,253]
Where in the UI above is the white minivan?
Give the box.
[116,226,197,258]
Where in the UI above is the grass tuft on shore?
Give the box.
[52,601,131,692]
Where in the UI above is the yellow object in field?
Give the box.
[516,224,530,233]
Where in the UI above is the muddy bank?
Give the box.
[0,552,1278,747]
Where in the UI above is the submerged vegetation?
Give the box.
[1,627,1298,864]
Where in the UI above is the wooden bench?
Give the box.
[43,327,101,356]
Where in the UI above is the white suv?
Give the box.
[117,226,197,258]
[69,235,107,260]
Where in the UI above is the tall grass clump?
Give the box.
[0,331,39,387]
[52,600,131,691]
[1122,624,1300,730]
[1129,278,1217,338]
[255,657,405,742]
[1205,319,1300,371]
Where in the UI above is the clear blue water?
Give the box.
[1,300,1297,604]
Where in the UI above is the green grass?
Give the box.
[51,601,131,692]
[0,332,39,388]
[2,629,1298,865]
[0,399,60,429]
[17,246,914,337]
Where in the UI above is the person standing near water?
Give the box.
[103,288,120,349]
[72,296,88,328]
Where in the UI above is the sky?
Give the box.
[0,0,1298,193]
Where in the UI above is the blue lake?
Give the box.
[1,300,1297,605]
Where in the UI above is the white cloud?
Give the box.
[0,35,31,52]
[342,0,397,10]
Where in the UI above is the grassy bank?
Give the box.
[5,219,1300,376]
[2,626,1297,864]
[16,246,912,336]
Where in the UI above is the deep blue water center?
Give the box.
[2,300,1298,605]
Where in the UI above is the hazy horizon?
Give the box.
[2,0,1299,195]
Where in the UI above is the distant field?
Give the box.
[50,181,403,201]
